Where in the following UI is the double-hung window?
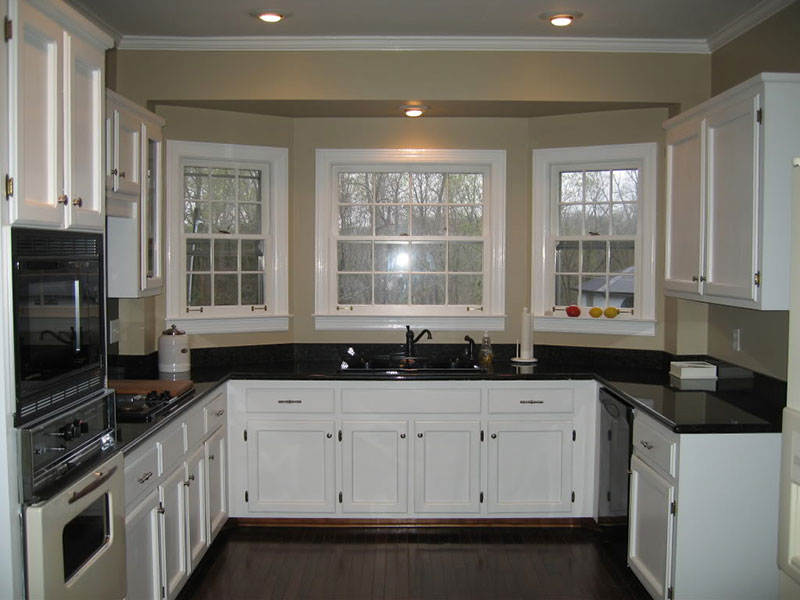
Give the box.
[532,143,657,336]
[165,141,289,333]
[315,149,506,331]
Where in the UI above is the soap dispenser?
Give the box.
[478,331,494,367]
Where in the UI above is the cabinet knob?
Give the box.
[417,433,423,438]
[119,171,126,179]
[209,454,215,461]
[326,432,333,438]
[57,194,69,205]
[400,433,406,439]
[692,275,699,282]
[640,440,655,450]
[110,168,118,176]
[72,197,83,207]
[491,433,497,439]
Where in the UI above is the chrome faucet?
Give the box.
[405,325,432,356]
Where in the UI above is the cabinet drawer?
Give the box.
[488,388,573,414]
[341,388,481,413]
[245,388,335,413]
[204,392,226,433]
[158,423,185,475]
[185,406,205,449]
[124,444,159,509]
[632,415,677,477]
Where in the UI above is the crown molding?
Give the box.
[117,34,710,54]
[708,0,796,52]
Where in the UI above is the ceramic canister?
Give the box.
[158,324,190,373]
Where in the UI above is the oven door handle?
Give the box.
[68,465,118,505]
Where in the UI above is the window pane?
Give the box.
[448,242,483,272]
[559,171,583,204]
[581,274,607,307]
[584,170,610,203]
[449,205,483,236]
[375,274,408,304]
[411,205,446,235]
[610,275,635,308]
[338,205,372,236]
[214,239,238,271]
[214,274,238,305]
[184,167,209,201]
[239,170,261,203]
[241,239,265,271]
[186,274,210,306]
[612,203,637,235]
[610,241,635,273]
[186,239,210,271]
[412,274,445,305]
[582,241,607,273]
[339,173,373,204]
[338,241,373,272]
[210,168,236,201]
[241,273,264,305]
[558,204,582,236]
[184,201,209,234]
[585,204,610,236]
[555,241,579,273]
[212,203,237,234]
[375,173,409,204]
[555,274,578,306]
[338,274,372,304]
[375,242,410,272]
[410,242,445,272]
[375,205,409,236]
[238,204,261,235]
[448,173,483,204]
[448,274,482,305]
[412,173,445,204]
[612,169,638,203]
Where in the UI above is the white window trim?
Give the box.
[165,140,290,334]
[531,143,657,336]
[314,148,506,331]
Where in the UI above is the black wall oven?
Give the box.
[11,228,106,426]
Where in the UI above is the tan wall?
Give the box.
[711,1,800,95]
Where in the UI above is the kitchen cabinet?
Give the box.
[123,386,228,600]
[627,411,781,600]
[106,91,165,298]
[6,0,112,230]
[664,72,800,310]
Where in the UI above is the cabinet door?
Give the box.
[114,110,142,196]
[414,421,481,514]
[342,420,408,514]
[704,91,760,303]
[11,2,64,227]
[185,445,207,573]
[159,464,188,600]
[664,117,704,295]
[140,125,163,292]
[64,33,104,230]
[628,454,675,600]
[487,420,573,513]
[246,420,336,513]
[125,489,162,600]
[205,426,227,540]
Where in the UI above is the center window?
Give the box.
[315,149,506,331]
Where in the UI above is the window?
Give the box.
[165,141,288,333]
[315,149,506,331]
[532,144,656,336]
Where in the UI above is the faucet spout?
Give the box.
[404,325,432,356]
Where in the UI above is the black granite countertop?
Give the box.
[110,344,785,448]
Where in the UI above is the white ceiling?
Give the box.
[66,0,795,52]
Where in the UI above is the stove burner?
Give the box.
[115,387,194,423]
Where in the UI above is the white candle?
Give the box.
[520,307,532,359]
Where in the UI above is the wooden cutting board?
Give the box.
[109,379,194,396]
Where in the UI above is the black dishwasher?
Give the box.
[597,387,634,524]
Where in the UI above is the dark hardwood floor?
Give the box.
[179,525,651,600]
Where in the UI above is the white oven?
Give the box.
[24,452,126,600]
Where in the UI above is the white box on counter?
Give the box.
[669,360,717,380]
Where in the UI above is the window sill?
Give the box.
[533,316,655,336]
[165,315,291,334]
[314,314,506,331]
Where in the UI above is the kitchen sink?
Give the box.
[337,353,486,375]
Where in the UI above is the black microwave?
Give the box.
[11,228,106,426]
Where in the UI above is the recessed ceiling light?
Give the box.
[538,11,583,27]
[256,11,286,23]
[401,104,428,118]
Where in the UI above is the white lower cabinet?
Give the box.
[124,386,228,600]
[227,379,596,519]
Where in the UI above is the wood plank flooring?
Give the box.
[179,526,651,600]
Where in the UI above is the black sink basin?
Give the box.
[338,353,485,375]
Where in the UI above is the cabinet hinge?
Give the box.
[4,175,12,200]
[670,500,677,516]
[607,429,612,441]
[480,430,484,442]
[607,491,611,502]
[571,491,575,503]
[572,430,576,442]
[4,17,11,43]
[667,586,674,599]
[161,585,166,599]
[339,492,343,503]
[754,271,761,287]
[480,491,484,503]
[245,490,249,503]
[756,108,763,124]
[338,430,342,442]
[243,429,247,442]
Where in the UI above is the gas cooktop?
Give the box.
[111,379,194,423]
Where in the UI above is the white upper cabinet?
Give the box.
[664,73,800,310]
[7,0,112,230]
